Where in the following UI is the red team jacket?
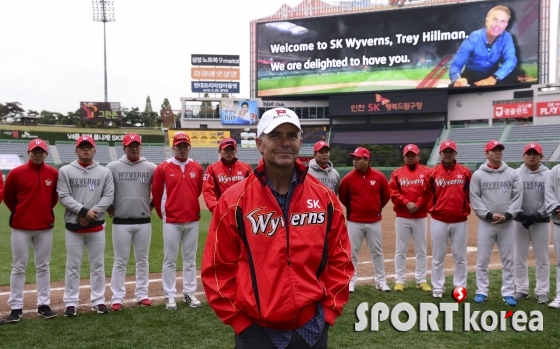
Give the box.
[202,158,251,213]
[389,164,431,219]
[339,167,390,223]
[152,158,203,223]
[428,161,472,223]
[4,160,59,230]
[201,162,353,334]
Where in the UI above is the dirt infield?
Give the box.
[0,204,555,318]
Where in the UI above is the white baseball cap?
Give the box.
[257,108,302,137]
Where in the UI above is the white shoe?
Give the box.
[184,293,201,308]
[349,281,355,293]
[548,299,560,309]
[377,284,391,292]
[433,291,443,299]
[165,297,177,310]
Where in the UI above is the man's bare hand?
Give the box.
[85,209,99,221]
[474,76,497,86]
[107,205,115,218]
[491,213,506,224]
[406,202,418,213]
[453,78,469,87]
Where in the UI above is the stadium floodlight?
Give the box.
[92,0,116,103]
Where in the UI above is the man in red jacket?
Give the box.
[152,132,203,311]
[4,139,59,322]
[389,144,432,292]
[202,138,251,213]
[427,140,472,298]
[202,108,353,349]
[339,147,391,293]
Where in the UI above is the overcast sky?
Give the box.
[0,0,304,114]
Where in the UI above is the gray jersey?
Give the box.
[545,164,560,225]
[106,156,156,220]
[308,159,341,194]
[469,162,523,222]
[515,163,550,220]
[57,160,114,229]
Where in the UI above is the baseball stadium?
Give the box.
[1,0,560,348]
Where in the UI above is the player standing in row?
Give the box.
[470,140,522,306]
[389,144,431,292]
[57,135,115,316]
[339,147,391,293]
[307,140,341,195]
[4,139,59,322]
[513,143,550,304]
[545,160,560,308]
[427,141,471,299]
[152,132,203,310]
[202,138,251,214]
[106,134,157,311]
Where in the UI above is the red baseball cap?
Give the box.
[403,144,420,155]
[173,132,191,146]
[349,147,370,159]
[75,135,96,148]
[314,140,329,152]
[524,142,543,155]
[28,139,48,152]
[123,133,142,146]
[439,140,457,152]
[484,140,505,152]
[219,138,237,150]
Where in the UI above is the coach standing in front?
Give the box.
[470,140,522,306]
[389,144,431,293]
[427,140,472,299]
[107,133,157,311]
[339,147,391,293]
[57,135,114,316]
[4,139,58,322]
[152,132,203,311]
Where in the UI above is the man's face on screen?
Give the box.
[486,10,509,38]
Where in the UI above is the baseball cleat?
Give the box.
[536,295,549,304]
[417,282,432,292]
[513,292,529,301]
[165,297,177,310]
[433,291,443,299]
[503,296,517,306]
[37,305,57,319]
[548,299,560,309]
[92,304,109,314]
[394,283,405,292]
[377,284,391,292]
[184,293,202,308]
[473,294,487,303]
[138,299,152,307]
[6,309,23,323]
[64,306,77,317]
[111,303,122,311]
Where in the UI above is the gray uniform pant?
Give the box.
[162,222,199,298]
[348,221,387,287]
[430,218,468,293]
[514,221,550,295]
[394,217,428,284]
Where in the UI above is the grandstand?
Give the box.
[448,126,504,143]
[115,144,167,164]
[0,139,55,164]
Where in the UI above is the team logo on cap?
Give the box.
[355,148,360,152]
[530,143,536,148]
[129,135,137,141]
[34,140,42,145]
[273,109,290,118]
[445,142,451,146]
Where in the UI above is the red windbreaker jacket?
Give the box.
[338,167,390,223]
[152,158,203,223]
[428,161,472,223]
[201,162,353,334]
[4,160,58,230]
[389,164,431,218]
[202,158,251,213]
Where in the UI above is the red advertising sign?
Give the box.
[493,102,533,119]
[536,101,560,117]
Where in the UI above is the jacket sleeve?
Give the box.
[334,170,341,196]
[545,167,560,214]
[380,173,391,208]
[469,171,490,219]
[151,164,164,219]
[506,170,523,217]
[57,168,86,215]
[202,165,218,213]
[93,170,114,212]
[321,199,353,326]
[51,169,59,209]
[3,169,15,210]
[201,200,253,334]
[389,169,409,206]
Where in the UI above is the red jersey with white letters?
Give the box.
[202,158,251,213]
[152,158,203,223]
[389,164,431,218]
[339,167,390,223]
[427,161,472,223]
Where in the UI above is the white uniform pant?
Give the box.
[430,218,468,293]
[162,222,199,297]
[110,223,152,304]
[475,220,514,297]
[551,224,560,297]
[348,221,387,287]
[63,229,106,307]
[8,229,53,309]
[514,221,550,295]
[394,217,428,284]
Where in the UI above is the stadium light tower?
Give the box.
[92,0,115,102]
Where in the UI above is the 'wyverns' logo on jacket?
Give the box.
[245,207,326,237]
[117,171,150,183]
[523,181,545,192]
[399,178,425,186]
[482,181,512,192]
[218,174,245,183]
[434,178,465,187]
[69,178,101,190]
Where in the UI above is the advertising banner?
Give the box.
[536,101,560,117]
[191,54,240,67]
[0,130,163,146]
[168,130,230,148]
[192,81,240,94]
[256,0,539,97]
[329,90,448,116]
[191,67,240,81]
[493,102,533,118]
[79,102,122,122]
[220,100,259,125]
